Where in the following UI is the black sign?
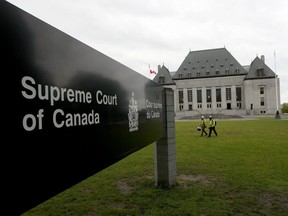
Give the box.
[1,1,164,215]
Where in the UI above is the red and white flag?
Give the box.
[149,64,156,74]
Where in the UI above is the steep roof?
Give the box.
[153,65,175,85]
[245,56,276,80]
[173,48,247,79]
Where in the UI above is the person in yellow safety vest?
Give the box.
[208,115,217,137]
[199,116,207,136]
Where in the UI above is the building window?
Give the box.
[227,103,231,110]
[237,102,242,109]
[216,70,220,75]
[178,74,183,78]
[225,69,229,74]
[178,90,183,103]
[260,86,265,94]
[236,87,242,101]
[260,97,265,106]
[188,104,193,110]
[235,68,240,74]
[187,72,192,77]
[216,88,221,102]
[207,103,212,108]
[197,72,200,77]
[257,68,265,77]
[206,89,211,102]
[178,90,184,111]
[197,104,202,109]
[187,89,193,102]
[197,89,202,103]
[217,103,221,108]
[226,87,231,100]
[206,71,210,76]
[158,76,165,84]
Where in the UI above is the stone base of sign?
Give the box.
[154,88,176,188]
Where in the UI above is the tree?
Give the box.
[281,103,288,113]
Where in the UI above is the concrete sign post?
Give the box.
[155,88,176,187]
[0,2,177,215]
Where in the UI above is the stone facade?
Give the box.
[153,48,281,118]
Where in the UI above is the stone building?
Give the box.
[153,48,281,118]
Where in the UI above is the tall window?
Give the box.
[257,68,265,77]
[260,97,265,106]
[178,90,183,103]
[226,87,231,100]
[197,89,202,103]
[260,86,265,107]
[158,76,165,84]
[236,87,242,101]
[216,88,221,102]
[187,89,193,102]
[260,86,265,94]
[206,89,211,102]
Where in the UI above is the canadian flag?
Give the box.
[149,64,156,74]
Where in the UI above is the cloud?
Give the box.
[6,0,288,102]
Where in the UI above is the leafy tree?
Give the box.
[281,103,288,113]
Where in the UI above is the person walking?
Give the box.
[208,115,217,137]
[199,116,207,136]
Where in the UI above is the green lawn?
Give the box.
[23,118,288,216]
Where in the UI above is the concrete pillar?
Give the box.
[211,86,216,110]
[221,86,226,109]
[183,88,188,110]
[155,88,176,188]
[202,87,207,112]
[231,85,237,109]
[192,87,197,110]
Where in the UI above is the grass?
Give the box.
[23,118,288,215]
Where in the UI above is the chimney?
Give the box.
[261,55,265,63]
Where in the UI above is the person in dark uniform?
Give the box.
[208,115,217,137]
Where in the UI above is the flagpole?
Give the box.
[274,51,279,111]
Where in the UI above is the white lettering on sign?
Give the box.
[20,75,161,132]
[20,75,118,131]
[21,76,92,106]
[145,99,162,119]
[96,90,117,105]
[53,109,100,128]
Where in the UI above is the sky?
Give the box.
[6,0,288,103]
